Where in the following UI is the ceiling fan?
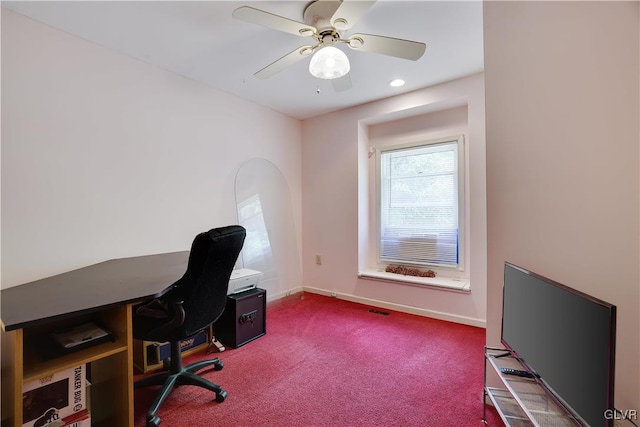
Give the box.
[232,0,427,92]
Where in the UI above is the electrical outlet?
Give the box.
[315,255,322,265]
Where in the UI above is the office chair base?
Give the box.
[146,415,161,427]
[215,389,227,402]
[136,357,226,426]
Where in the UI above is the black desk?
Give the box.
[1,251,190,427]
[1,251,189,331]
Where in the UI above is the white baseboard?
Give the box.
[298,286,486,328]
[265,286,304,302]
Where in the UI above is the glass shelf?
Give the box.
[483,347,582,427]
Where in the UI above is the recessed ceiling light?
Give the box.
[389,79,405,87]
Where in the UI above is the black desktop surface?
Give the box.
[1,251,189,331]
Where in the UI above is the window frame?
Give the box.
[375,134,465,271]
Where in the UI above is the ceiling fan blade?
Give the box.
[331,73,352,92]
[255,46,315,79]
[233,6,316,37]
[330,1,376,30]
[347,33,426,61]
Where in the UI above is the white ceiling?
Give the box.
[3,1,484,120]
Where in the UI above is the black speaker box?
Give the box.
[214,288,266,348]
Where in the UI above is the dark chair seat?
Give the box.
[133,225,246,427]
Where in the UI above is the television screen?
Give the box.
[501,262,616,427]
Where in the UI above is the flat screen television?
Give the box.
[501,262,616,427]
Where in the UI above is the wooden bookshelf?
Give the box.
[2,304,134,427]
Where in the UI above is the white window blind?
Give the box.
[378,137,463,268]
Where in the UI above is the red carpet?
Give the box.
[134,292,504,426]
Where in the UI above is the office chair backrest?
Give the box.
[176,225,246,337]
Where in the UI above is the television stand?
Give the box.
[483,346,582,426]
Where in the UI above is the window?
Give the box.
[377,135,464,269]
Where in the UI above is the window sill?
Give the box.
[358,269,470,293]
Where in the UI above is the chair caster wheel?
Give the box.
[214,360,224,371]
[146,415,161,427]
[215,390,227,403]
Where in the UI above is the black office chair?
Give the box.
[133,225,246,427]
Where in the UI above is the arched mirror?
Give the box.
[234,159,301,297]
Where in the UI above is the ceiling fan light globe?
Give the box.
[309,46,350,80]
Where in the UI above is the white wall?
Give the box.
[484,0,639,412]
[1,10,303,297]
[301,73,487,326]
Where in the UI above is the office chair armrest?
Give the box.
[164,294,185,307]
[145,297,186,341]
